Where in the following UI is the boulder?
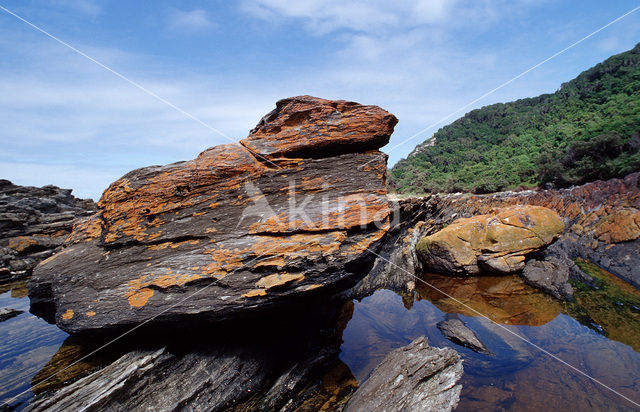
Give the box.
[593,208,640,243]
[437,315,491,354]
[28,96,397,334]
[0,307,23,322]
[344,336,463,412]
[521,257,574,301]
[416,205,564,275]
[0,181,95,282]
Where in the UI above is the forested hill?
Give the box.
[389,43,640,194]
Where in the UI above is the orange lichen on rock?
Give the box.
[242,289,267,298]
[256,273,305,289]
[86,311,96,317]
[241,95,398,158]
[8,236,39,253]
[127,288,154,308]
[61,309,74,320]
[593,208,640,243]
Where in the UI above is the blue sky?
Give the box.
[1,0,639,200]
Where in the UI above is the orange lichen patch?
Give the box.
[8,236,39,253]
[256,273,305,289]
[242,289,267,298]
[209,202,220,208]
[147,239,199,251]
[61,309,74,320]
[251,232,348,259]
[66,214,103,244]
[342,225,389,256]
[193,211,206,216]
[205,227,217,233]
[147,232,162,241]
[299,176,327,192]
[127,288,154,308]
[255,256,286,268]
[86,311,96,317]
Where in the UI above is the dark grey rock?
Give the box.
[437,316,491,354]
[521,257,574,301]
[0,307,23,322]
[344,336,463,412]
[0,180,95,282]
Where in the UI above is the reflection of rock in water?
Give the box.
[417,273,563,326]
[27,299,359,411]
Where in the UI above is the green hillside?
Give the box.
[390,43,640,194]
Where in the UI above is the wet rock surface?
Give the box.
[416,205,564,276]
[0,180,95,282]
[28,96,397,334]
[522,257,574,301]
[343,336,463,412]
[437,315,491,355]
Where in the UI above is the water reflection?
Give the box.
[340,272,640,411]
[0,283,67,410]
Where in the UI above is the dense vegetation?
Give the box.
[390,43,640,194]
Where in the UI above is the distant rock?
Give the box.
[416,205,563,275]
[0,180,95,282]
[437,315,491,354]
[522,257,574,301]
[28,96,398,334]
[344,336,463,412]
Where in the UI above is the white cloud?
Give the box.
[241,0,455,34]
[167,9,215,33]
[51,0,102,17]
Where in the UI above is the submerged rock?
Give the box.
[28,96,397,334]
[437,315,491,354]
[344,336,463,412]
[521,257,574,301]
[416,205,563,276]
[0,180,95,282]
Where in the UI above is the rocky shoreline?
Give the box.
[1,96,639,411]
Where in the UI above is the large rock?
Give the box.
[416,205,563,275]
[344,336,463,412]
[521,257,574,301]
[0,181,95,281]
[28,96,397,334]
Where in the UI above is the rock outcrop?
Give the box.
[416,205,564,275]
[415,172,640,288]
[521,257,574,301]
[344,336,463,412]
[0,180,95,282]
[437,315,491,354]
[28,96,397,334]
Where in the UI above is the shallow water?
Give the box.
[1,265,640,410]
[340,272,640,411]
[0,281,67,410]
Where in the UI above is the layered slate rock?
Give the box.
[29,96,397,334]
[416,205,564,275]
[344,336,463,412]
[0,180,96,281]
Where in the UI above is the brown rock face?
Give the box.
[416,205,564,275]
[29,96,397,334]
